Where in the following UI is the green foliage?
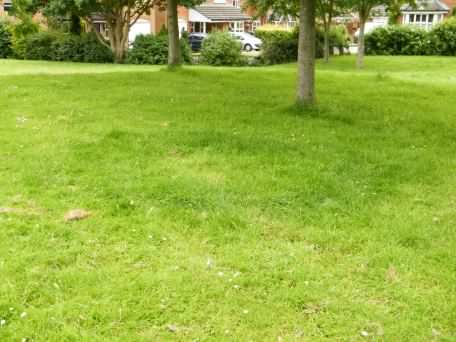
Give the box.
[79,32,113,63]
[22,31,113,62]
[365,25,429,55]
[257,26,349,64]
[258,29,299,64]
[0,20,13,58]
[128,34,168,64]
[366,20,456,56]
[127,33,191,65]
[10,17,39,59]
[429,18,456,55]
[24,31,57,60]
[51,34,81,61]
[200,32,244,66]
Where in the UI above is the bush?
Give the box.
[429,18,456,55]
[79,33,113,63]
[23,31,113,63]
[200,32,243,66]
[11,17,39,59]
[127,33,191,65]
[0,20,13,58]
[24,31,57,60]
[258,29,298,64]
[365,26,430,55]
[51,34,83,61]
[257,25,348,64]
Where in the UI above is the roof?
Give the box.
[401,0,449,12]
[193,5,251,22]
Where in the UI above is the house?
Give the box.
[0,0,12,16]
[400,0,455,30]
[127,0,259,43]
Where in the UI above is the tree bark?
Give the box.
[167,0,181,68]
[323,23,330,63]
[356,17,365,69]
[297,0,316,105]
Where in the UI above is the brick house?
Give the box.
[0,0,12,16]
[127,0,261,42]
[400,0,456,30]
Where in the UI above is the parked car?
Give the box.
[229,32,263,51]
[188,33,207,52]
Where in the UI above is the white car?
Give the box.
[229,32,263,52]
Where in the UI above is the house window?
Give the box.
[192,22,207,33]
[252,20,261,31]
[232,0,240,7]
[230,21,244,32]
[405,12,443,30]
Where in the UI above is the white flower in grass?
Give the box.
[20,312,27,319]
[360,330,369,337]
[0,319,6,326]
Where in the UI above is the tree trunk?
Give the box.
[323,24,330,63]
[297,0,316,105]
[167,0,181,68]
[108,20,127,63]
[356,17,365,69]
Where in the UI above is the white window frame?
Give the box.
[230,21,244,32]
[403,12,445,30]
[232,0,240,8]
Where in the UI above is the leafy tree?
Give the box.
[247,0,347,63]
[39,0,158,62]
[246,0,316,104]
[297,0,316,104]
[166,0,203,68]
[349,0,393,68]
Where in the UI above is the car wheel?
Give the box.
[244,44,253,52]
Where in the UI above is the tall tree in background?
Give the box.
[42,0,157,62]
[297,0,316,104]
[318,0,348,63]
[167,0,180,67]
[350,0,389,68]
[166,0,203,68]
[246,0,316,104]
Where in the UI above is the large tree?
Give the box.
[248,0,346,64]
[166,0,203,68]
[246,0,316,104]
[349,0,391,68]
[43,0,157,62]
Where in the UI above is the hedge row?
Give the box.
[127,33,192,65]
[255,26,349,64]
[0,23,113,63]
[366,18,456,55]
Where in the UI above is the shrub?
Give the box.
[200,32,243,66]
[24,31,57,60]
[0,20,13,58]
[429,18,456,55]
[365,26,430,55]
[79,33,113,63]
[259,29,298,64]
[23,31,112,63]
[51,34,83,61]
[127,34,168,64]
[11,17,39,59]
[127,33,191,65]
[257,25,348,64]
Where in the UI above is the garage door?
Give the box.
[129,19,151,44]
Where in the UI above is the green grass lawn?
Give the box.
[1,56,455,341]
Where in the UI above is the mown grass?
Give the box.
[0,56,455,341]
